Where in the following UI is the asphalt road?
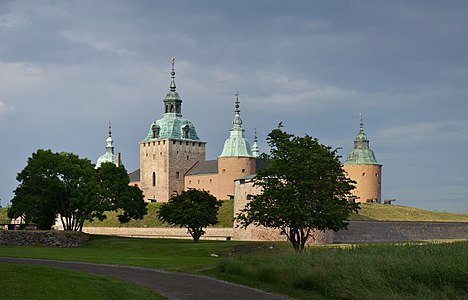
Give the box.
[0,257,290,300]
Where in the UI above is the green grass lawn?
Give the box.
[0,235,467,299]
[0,263,165,300]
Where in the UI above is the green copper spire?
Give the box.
[344,113,379,165]
[96,122,117,168]
[219,93,254,157]
[251,128,260,158]
[143,58,203,142]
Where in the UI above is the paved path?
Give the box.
[0,257,289,300]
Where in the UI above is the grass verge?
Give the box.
[0,262,165,299]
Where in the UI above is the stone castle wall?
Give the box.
[83,227,233,240]
[343,164,382,203]
[0,230,89,247]
[218,157,256,199]
[140,139,206,202]
[185,173,219,198]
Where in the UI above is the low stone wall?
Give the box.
[79,221,468,244]
[83,227,234,240]
[333,221,468,243]
[0,230,89,247]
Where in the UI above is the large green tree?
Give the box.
[8,150,147,231]
[237,127,359,253]
[158,189,223,242]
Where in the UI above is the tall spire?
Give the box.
[344,113,379,164]
[232,92,243,128]
[170,57,176,92]
[163,57,183,116]
[219,93,254,157]
[251,128,260,158]
[106,121,114,154]
[96,122,117,168]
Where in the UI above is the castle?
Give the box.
[96,59,382,204]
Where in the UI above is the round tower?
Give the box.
[343,113,382,203]
[217,93,256,199]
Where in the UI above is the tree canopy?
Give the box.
[158,189,223,242]
[237,127,359,252]
[8,149,147,231]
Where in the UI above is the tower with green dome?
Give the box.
[343,113,382,203]
[138,59,206,202]
[96,123,118,169]
[217,94,257,199]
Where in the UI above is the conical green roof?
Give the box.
[344,114,379,165]
[219,94,254,157]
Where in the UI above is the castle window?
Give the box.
[199,143,202,147]
[152,172,156,187]
[376,173,379,177]
[187,156,189,160]
[222,169,226,173]
[186,141,189,146]
[176,172,180,179]
[173,141,176,145]
[189,180,192,184]
[198,180,200,184]
[192,142,195,146]
[242,169,245,173]
[209,179,212,183]
[182,125,190,139]
[152,142,155,146]
[180,141,182,145]
[158,141,161,145]
[362,172,366,176]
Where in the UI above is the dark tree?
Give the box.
[8,150,147,231]
[158,189,223,242]
[237,127,359,253]
[96,162,147,224]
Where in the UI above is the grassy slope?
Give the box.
[351,203,468,222]
[2,201,468,228]
[84,199,234,228]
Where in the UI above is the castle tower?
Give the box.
[343,113,382,203]
[96,123,118,169]
[217,94,256,199]
[139,58,206,202]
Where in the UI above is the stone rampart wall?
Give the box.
[333,221,468,243]
[83,227,234,240]
[82,221,468,244]
[0,230,89,247]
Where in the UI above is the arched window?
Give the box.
[176,171,180,179]
[152,172,156,187]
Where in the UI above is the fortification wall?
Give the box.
[0,230,88,247]
[333,221,468,243]
[83,227,234,240]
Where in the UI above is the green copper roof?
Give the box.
[344,113,379,165]
[219,94,254,157]
[96,124,117,168]
[143,58,203,142]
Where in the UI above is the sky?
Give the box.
[0,0,467,212]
